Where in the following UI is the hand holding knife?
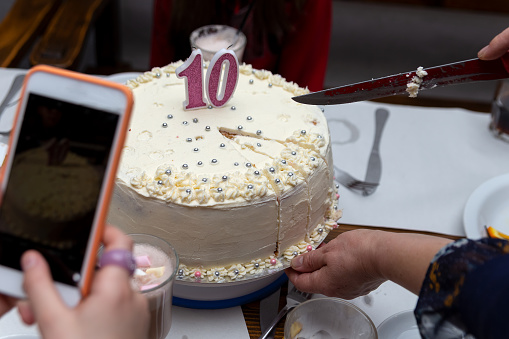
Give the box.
[293,54,509,106]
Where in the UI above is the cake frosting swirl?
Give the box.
[108,61,341,282]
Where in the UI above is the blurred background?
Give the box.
[1,0,509,105]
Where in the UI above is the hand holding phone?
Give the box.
[0,65,133,307]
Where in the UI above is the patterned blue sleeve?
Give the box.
[415,238,509,339]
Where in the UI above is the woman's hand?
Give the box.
[285,229,452,299]
[478,27,509,60]
[19,226,150,339]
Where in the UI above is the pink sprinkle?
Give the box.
[135,255,151,267]
[336,193,340,199]
[333,223,338,229]
[194,271,202,278]
[306,245,313,251]
[140,283,159,291]
[270,258,277,266]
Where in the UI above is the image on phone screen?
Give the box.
[0,93,119,286]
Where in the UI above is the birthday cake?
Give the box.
[108,59,341,282]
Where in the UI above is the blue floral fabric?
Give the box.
[415,238,509,339]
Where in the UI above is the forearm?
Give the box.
[369,231,452,294]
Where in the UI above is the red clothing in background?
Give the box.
[150,0,332,91]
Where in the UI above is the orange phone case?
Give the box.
[1,65,133,299]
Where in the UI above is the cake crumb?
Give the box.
[406,66,428,98]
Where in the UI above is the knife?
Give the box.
[362,108,389,196]
[0,74,25,117]
[259,287,280,339]
[292,55,509,105]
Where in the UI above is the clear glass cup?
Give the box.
[490,80,509,143]
[189,24,247,62]
[129,234,179,339]
[284,298,378,339]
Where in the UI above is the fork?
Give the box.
[334,165,378,196]
[259,282,312,339]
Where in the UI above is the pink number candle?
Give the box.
[205,49,239,107]
[176,49,207,110]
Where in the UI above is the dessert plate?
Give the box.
[377,310,420,339]
[463,173,509,239]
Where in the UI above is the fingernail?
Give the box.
[291,255,303,268]
[478,45,489,58]
[21,252,38,271]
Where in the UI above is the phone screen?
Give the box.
[0,93,119,286]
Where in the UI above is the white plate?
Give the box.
[105,72,142,85]
[463,173,509,239]
[377,310,420,339]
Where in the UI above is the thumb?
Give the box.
[290,247,327,273]
[21,251,68,324]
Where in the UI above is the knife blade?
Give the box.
[259,287,280,339]
[0,74,25,117]
[363,108,389,196]
[292,55,509,105]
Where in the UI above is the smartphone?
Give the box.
[0,65,132,307]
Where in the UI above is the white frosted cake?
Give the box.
[108,61,341,282]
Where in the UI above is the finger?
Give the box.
[285,267,327,294]
[21,251,68,323]
[479,27,509,60]
[92,226,134,295]
[290,246,328,273]
[17,300,35,325]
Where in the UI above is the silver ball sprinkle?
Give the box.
[275,178,281,184]
[211,159,218,164]
[268,83,273,88]
[182,164,188,169]
[205,126,211,131]
[269,167,275,173]
[208,105,213,109]
[310,157,316,161]
[257,143,262,147]
[254,263,260,268]
[288,172,294,176]
[220,143,225,148]
[155,72,161,78]
[167,114,173,119]
[193,148,199,152]
[334,205,338,210]
[254,170,260,175]
[217,187,223,192]
[165,169,172,175]
[231,106,236,110]
[214,271,220,277]
[291,151,297,155]
[186,138,192,142]
[335,184,340,189]
[281,160,287,165]
[237,125,243,130]
[202,178,207,182]
[301,130,306,135]
[166,72,171,77]
[247,184,254,189]
[234,162,239,166]
[182,121,188,125]
[321,108,325,112]
[246,116,253,121]
[249,79,254,84]
[318,228,323,233]
[186,189,191,194]
[157,180,163,185]
[222,175,228,181]
[256,130,262,135]
[197,161,203,166]
[233,269,239,275]
[193,118,198,123]
[162,123,168,128]
[293,251,298,256]
[178,269,184,276]
[317,135,323,139]
[245,163,252,167]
